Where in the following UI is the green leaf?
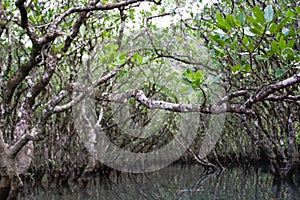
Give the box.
[275,68,283,77]
[213,45,226,55]
[285,10,293,18]
[216,13,228,32]
[271,41,279,53]
[287,28,296,37]
[236,12,245,24]
[28,14,36,23]
[269,23,278,34]
[246,15,262,30]
[287,39,295,48]
[231,64,241,74]
[113,60,125,66]
[296,6,300,15]
[253,6,264,24]
[182,71,194,83]
[250,27,262,35]
[108,53,115,63]
[230,38,237,50]
[195,70,204,80]
[216,23,228,32]
[242,35,249,44]
[264,5,274,22]
[225,14,236,28]
[132,53,143,63]
[216,13,226,25]
[243,64,251,72]
[279,36,286,50]
[119,53,126,60]
[282,47,295,60]
[278,17,291,30]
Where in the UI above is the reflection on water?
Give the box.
[20,164,300,200]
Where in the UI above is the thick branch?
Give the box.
[265,94,300,101]
[0,131,8,175]
[15,0,28,29]
[4,2,95,106]
[51,0,146,29]
[61,11,89,53]
[117,7,126,49]
[93,67,121,86]
[245,74,300,107]
[3,53,40,105]
[7,128,42,158]
[15,0,40,43]
[99,89,254,114]
[42,90,70,120]
[41,66,121,116]
[26,56,58,108]
[218,90,248,104]
[54,93,85,113]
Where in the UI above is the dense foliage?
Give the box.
[0,0,299,199]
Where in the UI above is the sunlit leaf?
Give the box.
[282,27,289,36]
[213,45,226,54]
[269,23,278,34]
[113,60,125,66]
[285,10,293,18]
[231,64,241,74]
[243,64,251,72]
[225,14,236,28]
[213,29,226,35]
[296,6,300,15]
[279,36,286,50]
[244,27,256,36]
[286,39,295,48]
[264,5,274,22]
[216,13,228,32]
[253,6,264,24]
[216,13,226,25]
[271,41,279,53]
[250,27,262,35]
[246,15,262,30]
[236,12,245,24]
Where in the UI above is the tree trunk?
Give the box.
[285,111,300,182]
[0,127,33,199]
[0,176,10,200]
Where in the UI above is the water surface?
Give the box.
[20,164,300,199]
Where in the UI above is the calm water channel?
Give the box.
[20,164,300,200]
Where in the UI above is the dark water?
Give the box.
[20,164,300,200]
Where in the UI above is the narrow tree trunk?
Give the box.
[7,176,21,200]
[285,111,299,182]
[0,126,33,199]
[0,176,10,200]
[0,175,21,200]
[0,131,10,199]
[294,162,300,184]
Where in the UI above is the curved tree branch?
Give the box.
[245,74,300,107]
[50,0,146,29]
[99,89,253,114]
